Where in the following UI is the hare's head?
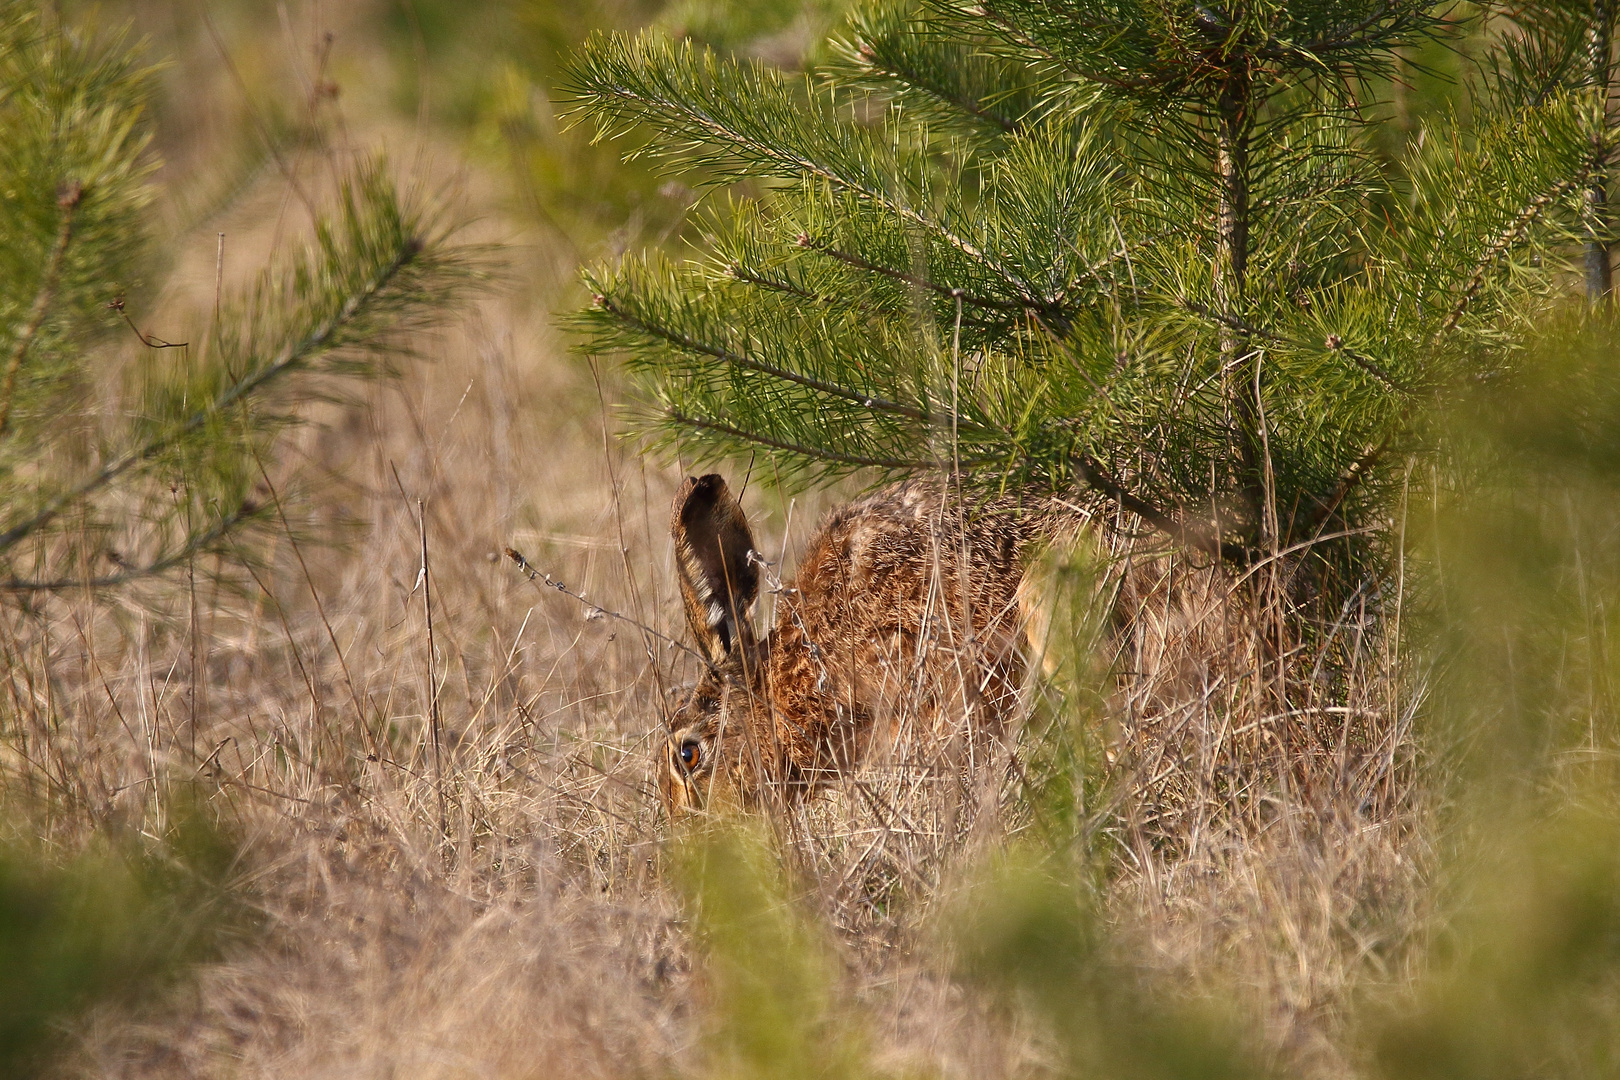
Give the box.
[660,474,768,814]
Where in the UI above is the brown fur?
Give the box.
[659,476,1048,813]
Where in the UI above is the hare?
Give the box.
[658,473,1049,813]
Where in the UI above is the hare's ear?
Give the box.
[672,474,760,664]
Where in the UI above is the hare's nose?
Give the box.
[661,771,700,815]
[659,768,686,811]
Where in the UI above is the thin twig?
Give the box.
[111,296,188,349]
[503,546,716,671]
[201,10,318,216]
[416,494,448,843]
[1301,433,1392,533]
[1069,451,1249,563]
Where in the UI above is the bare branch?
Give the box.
[504,545,716,671]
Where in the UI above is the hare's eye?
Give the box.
[677,739,701,772]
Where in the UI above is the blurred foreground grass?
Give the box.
[0,808,235,1079]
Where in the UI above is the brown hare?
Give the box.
[658,473,1048,814]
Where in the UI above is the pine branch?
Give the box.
[1299,432,1392,533]
[1305,4,1411,53]
[1179,298,1412,393]
[839,8,1031,134]
[726,264,830,305]
[1072,451,1249,562]
[592,290,929,421]
[972,0,1439,108]
[0,180,82,436]
[1304,149,1591,536]
[1327,337,1410,394]
[0,221,424,555]
[1295,157,1588,541]
[563,32,1001,270]
[668,410,952,469]
[798,233,1031,313]
[857,47,1019,133]
[724,258,1013,330]
[972,3,1164,93]
[1397,94,1591,336]
[1439,167,1592,335]
[0,500,262,592]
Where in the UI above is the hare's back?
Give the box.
[786,481,1032,646]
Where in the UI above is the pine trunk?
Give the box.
[1589,5,1613,303]
[1215,62,1264,550]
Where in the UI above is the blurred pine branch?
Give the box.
[0,4,483,596]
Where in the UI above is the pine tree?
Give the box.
[0,6,478,595]
[1484,0,1620,300]
[563,1,1598,577]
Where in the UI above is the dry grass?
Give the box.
[7,5,1437,1078]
